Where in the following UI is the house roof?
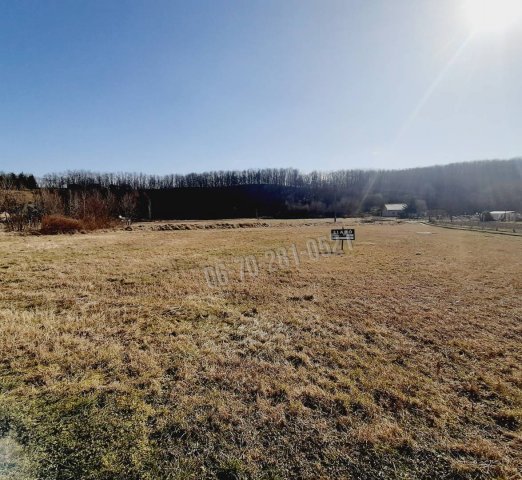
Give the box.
[490,211,515,214]
[384,203,407,211]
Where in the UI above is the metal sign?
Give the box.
[331,228,355,241]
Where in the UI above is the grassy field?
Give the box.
[0,221,520,479]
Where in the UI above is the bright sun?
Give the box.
[464,0,522,33]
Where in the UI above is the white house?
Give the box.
[490,211,516,221]
[382,203,407,217]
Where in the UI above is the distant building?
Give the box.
[382,203,407,217]
[490,211,516,221]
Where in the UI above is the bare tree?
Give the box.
[120,192,138,218]
[40,189,65,215]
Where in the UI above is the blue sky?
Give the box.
[1,0,521,175]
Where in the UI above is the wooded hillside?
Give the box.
[3,159,521,219]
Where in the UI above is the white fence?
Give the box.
[430,219,520,233]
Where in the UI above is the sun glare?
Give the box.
[464,0,522,33]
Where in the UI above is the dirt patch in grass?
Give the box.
[0,432,31,480]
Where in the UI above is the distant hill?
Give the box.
[4,159,522,219]
[365,159,522,215]
[139,157,522,218]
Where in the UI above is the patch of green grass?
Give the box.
[2,390,155,480]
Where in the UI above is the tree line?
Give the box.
[1,158,521,224]
[39,159,522,215]
[41,168,370,190]
[0,172,38,189]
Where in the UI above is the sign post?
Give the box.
[331,228,355,251]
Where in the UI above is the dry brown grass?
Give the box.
[0,221,520,479]
[0,189,36,206]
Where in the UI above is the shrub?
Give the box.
[40,215,84,234]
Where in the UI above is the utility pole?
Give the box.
[333,187,337,223]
